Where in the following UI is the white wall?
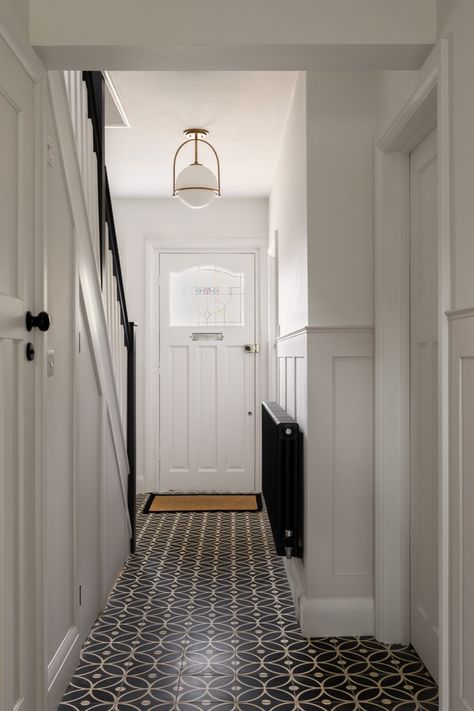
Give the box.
[269,73,308,337]
[307,71,376,327]
[271,71,376,637]
[376,70,420,136]
[113,197,268,492]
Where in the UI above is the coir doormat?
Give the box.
[143,493,262,513]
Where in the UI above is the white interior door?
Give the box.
[0,35,39,711]
[159,253,256,492]
[410,128,439,681]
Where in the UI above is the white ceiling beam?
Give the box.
[31,0,436,70]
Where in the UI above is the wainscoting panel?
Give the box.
[276,327,374,637]
[276,331,307,433]
[449,309,474,711]
[332,355,374,578]
[305,327,374,636]
[103,408,130,600]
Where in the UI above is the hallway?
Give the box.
[59,498,438,710]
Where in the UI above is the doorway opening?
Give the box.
[155,250,260,493]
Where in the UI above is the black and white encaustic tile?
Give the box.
[59,496,438,710]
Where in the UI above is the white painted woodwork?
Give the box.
[276,327,374,637]
[449,309,474,711]
[103,409,129,597]
[0,33,38,711]
[409,129,439,681]
[159,252,256,492]
[305,330,374,598]
[77,300,102,635]
[45,97,76,681]
[45,72,131,708]
[64,71,128,433]
[30,0,436,72]
[64,71,101,273]
[373,51,450,659]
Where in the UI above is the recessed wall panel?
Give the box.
[170,346,189,469]
[332,356,374,577]
[461,356,474,707]
[295,356,305,427]
[0,340,21,704]
[278,357,286,410]
[226,346,245,471]
[0,91,19,298]
[198,346,218,470]
[286,357,296,418]
[104,413,128,594]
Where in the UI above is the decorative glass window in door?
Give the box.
[170,265,244,327]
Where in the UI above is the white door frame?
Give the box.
[143,238,268,494]
[374,40,451,708]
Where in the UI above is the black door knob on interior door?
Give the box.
[26,311,51,332]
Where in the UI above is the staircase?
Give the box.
[63,70,136,550]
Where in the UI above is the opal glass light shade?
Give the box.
[175,163,218,209]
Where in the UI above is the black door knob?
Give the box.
[26,311,51,332]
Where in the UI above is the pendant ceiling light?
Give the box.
[172,129,221,209]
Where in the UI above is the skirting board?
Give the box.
[284,557,305,618]
[47,625,81,710]
[299,596,374,638]
[137,478,154,495]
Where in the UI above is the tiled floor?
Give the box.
[59,496,438,710]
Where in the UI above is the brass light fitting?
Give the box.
[172,128,221,209]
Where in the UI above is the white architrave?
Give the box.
[374,40,451,709]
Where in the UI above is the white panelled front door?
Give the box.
[0,35,39,711]
[159,253,256,492]
[410,128,439,681]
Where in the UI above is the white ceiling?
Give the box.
[105,71,297,199]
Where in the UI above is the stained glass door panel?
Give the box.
[170,265,244,327]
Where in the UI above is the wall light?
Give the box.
[172,129,221,209]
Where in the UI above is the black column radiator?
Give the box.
[262,401,303,558]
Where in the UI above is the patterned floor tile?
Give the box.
[59,496,438,711]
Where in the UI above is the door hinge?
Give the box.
[79,585,82,606]
[78,331,81,353]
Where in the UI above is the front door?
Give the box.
[0,35,40,711]
[159,253,256,492]
[410,128,439,681]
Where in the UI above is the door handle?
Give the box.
[26,311,51,332]
[244,344,259,353]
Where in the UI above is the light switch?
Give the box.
[47,349,55,377]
